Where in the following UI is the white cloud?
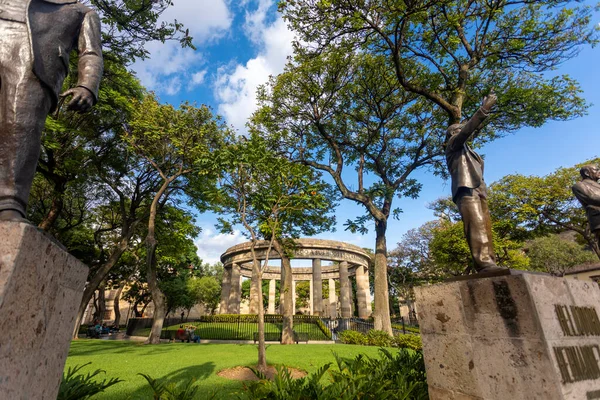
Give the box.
[132,0,232,95]
[214,1,295,133]
[195,227,246,265]
[191,70,208,87]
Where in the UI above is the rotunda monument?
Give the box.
[219,238,372,318]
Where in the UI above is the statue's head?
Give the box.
[445,123,463,143]
[580,165,600,181]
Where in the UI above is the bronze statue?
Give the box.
[0,0,103,221]
[572,165,600,248]
[445,92,504,273]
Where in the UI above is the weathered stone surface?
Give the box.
[339,261,351,318]
[0,221,88,400]
[355,265,371,318]
[228,263,241,314]
[219,266,232,314]
[312,259,323,316]
[267,279,276,314]
[415,273,600,400]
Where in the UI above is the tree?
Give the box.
[490,158,600,257]
[295,281,310,310]
[90,0,193,64]
[275,0,595,332]
[213,133,336,371]
[528,235,596,276]
[280,0,594,127]
[254,46,445,335]
[189,276,221,315]
[124,94,229,344]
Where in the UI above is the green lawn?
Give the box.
[132,321,330,341]
[65,340,391,399]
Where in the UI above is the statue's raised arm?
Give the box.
[0,0,103,221]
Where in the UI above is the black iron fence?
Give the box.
[322,317,420,340]
[126,315,420,341]
[127,315,333,341]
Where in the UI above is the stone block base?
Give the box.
[415,271,600,400]
[0,221,88,399]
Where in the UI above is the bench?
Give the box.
[252,331,309,344]
[253,332,282,343]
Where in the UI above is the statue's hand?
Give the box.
[60,87,95,113]
[481,91,497,112]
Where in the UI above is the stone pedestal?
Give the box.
[415,271,600,400]
[0,221,88,400]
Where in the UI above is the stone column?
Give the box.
[228,263,241,314]
[292,279,296,314]
[339,261,351,318]
[219,266,232,314]
[329,278,337,318]
[267,279,276,314]
[349,279,355,316]
[312,259,323,316]
[309,279,314,315]
[355,264,372,318]
[279,265,286,314]
[249,264,261,314]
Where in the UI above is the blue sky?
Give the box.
[131,0,600,264]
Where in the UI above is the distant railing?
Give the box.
[127,315,333,341]
[322,317,420,340]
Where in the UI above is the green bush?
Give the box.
[394,334,423,351]
[392,324,421,334]
[57,363,122,400]
[242,348,429,399]
[338,330,367,345]
[366,330,393,347]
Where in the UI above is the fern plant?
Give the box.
[241,349,428,399]
[57,363,122,400]
[139,373,210,400]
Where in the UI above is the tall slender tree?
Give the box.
[213,134,336,368]
[124,94,229,344]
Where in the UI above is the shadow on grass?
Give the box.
[68,340,192,357]
[125,362,246,400]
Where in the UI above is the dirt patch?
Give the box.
[218,365,307,381]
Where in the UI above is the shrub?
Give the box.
[241,348,429,399]
[366,330,393,347]
[338,330,367,345]
[57,363,122,400]
[394,334,423,351]
[392,324,421,334]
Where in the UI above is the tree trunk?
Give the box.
[146,238,166,344]
[113,286,124,327]
[373,219,392,335]
[93,283,107,322]
[71,234,132,339]
[38,195,64,232]
[145,179,171,345]
[277,242,294,344]
[256,262,267,371]
[133,301,142,317]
